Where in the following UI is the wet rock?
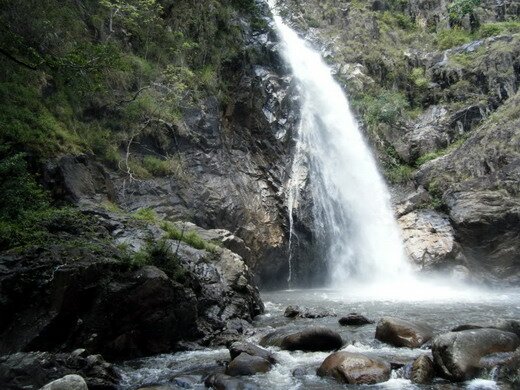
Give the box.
[40,375,88,390]
[375,317,434,348]
[204,373,259,389]
[0,351,119,390]
[317,351,391,384]
[496,348,520,387]
[451,319,520,337]
[283,305,336,319]
[225,353,271,376]
[229,342,276,364]
[338,313,374,326]
[410,355,435,384]
[260,326,343,352]
[173,375,202,388]
[432,329,520,381]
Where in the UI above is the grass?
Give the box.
[161,221,219,253]
[132,208,158,223]
[385,164,415,184]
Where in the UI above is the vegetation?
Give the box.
[126,239,187,281]
[161,221,219,253]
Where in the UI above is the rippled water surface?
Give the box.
[118,287,520,389]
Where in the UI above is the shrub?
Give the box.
[478,21,520,38]
[360,90,409,126]
[385,164,415,184]
[436,28,472,50]
[132,207,158,222]
[127,239,186,281]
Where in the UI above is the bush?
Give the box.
[385,164,415,184]
[360,90,409,126]
[436,28,472,50]
[478,21,520,38]
[132,207,158,222]
[127,239,186,281]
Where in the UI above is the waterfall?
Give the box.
[271,4,412,287]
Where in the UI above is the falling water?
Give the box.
[271,4,412,287]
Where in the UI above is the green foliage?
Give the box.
[358,90,409,126]
[478,21,520,38]
[161,222,219,253]
[142,155,188,178]
[448,0,481,23]
[436,28,472,50]
[126,239,187,281]
[132,207,158,222]
[385,164,415,184]
[410,67,429,89]
[379,11,415,31]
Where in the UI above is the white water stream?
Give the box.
[271,4,411,288]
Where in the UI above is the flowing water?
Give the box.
[274,2,410,286]
[117,288,520,389]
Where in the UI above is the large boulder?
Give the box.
[432,329,520,381]
[260,326,343,352]
[375,317,434,348]
[317,351,391,384]
[0,351,119,390]
[40,375,87,390]
[451,319,520,337]
[225,353,271,376]
[398,210,463,271]
[283,305,336,319]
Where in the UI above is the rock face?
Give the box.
[0,351,119,390]
[432,329,520,381]
[41,11,307,289]
[398,210,463,271]
[260,326,343,352]
[338,313,374,326]
[317,351,391,384]
[0,212,263,360]
[40,375,88,390]
[375,317,434,348]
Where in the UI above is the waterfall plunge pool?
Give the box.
[117,286,520,389]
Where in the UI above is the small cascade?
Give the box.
[271,2,412,287]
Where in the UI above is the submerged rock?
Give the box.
[317,351,391,384]
[0,351,119,390]
[40,375,88,390]
[496,348,520,387]
[375,317,434,348]
[432,329,520,381]
[410,355,435,384]
[338,313,374,326]
[260,326,343,352]
[284,305,336,319]
[204,373,259,390]
[229,342,276,363]
[225,352,271,376]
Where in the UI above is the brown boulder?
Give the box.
[375,317,434,348]
[317,351,391,384]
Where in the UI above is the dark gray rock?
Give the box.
[410,355,435,384]
[375,317,434,348]
[204,373,260,390]
[432,329,520,381]
[284,305,336,319]
[451,319,520,337]
[225,353,271,376]
[317,351,391,384]
[338,313,374,326]
[229,342,276,364]
[0,351,119,390]
[260,326,343,352]
[496,348,520,387]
